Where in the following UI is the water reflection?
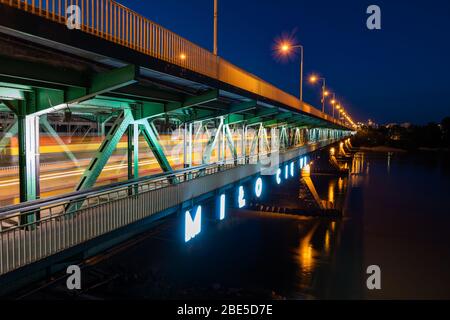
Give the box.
[21,151,450,299]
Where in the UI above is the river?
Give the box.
[23,150,450,299]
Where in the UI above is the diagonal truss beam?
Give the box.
[140,119,174,173]
[0,119,18,153]
[75,109,134,192]
[202,118,223,164]
[40,115,80,168]
[224,124,237,161]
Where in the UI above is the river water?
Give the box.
[26,150,450,299]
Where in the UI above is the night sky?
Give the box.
[118,0,450,125]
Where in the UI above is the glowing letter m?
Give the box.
[185,206,202,242]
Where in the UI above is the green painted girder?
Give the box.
[140,120,174,173]
[113,84,183,103]
[245,107,280,125]
[262,119,288,127]
[1,99,19,114]
[75,109,134,192]
[0,62,138,115]
[166,89,219,113]
[203,118,223,164]
[186,100,257,124]
[224,124,237,161]
[0,54,89,88]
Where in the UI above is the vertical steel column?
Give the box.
[224,124,237,164]
[17,101,40,225]
[243,124,247,164]
[221,119,226,162]
[183,122,193,180]
[127,125,133,180]
[18,108,40,202]
[133,123,139,178]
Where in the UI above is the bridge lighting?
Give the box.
[308,74,327,113]
[309,75,318,83]
[331,99,336,105]
[255,177,263,198]
[280,43,290,53]
[180,53,187,60]
[276,168,282,184]
[285,164,289,179]
[219,194,226,220]
[185,206,202,242]
[290,162,295,177]
[330,147,335,156]
[238,186,246,208]
[274,37,304,102]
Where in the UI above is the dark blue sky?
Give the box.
[120,0,450,124]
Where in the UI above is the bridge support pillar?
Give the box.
[17,101,40,225]
[183,122,193,168]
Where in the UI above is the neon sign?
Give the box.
[185,206,202,242]
[219,194,226,220]
[255,177,263,198]
[238,186,246,208]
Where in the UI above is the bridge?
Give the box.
[0,0,355,290]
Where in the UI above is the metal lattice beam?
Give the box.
[75,109,134,192]
[140,120,174,173]
[202,118,223,164]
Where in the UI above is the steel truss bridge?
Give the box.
[0,0,354,284]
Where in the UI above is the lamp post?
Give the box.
[309,75,327,113]
[213,0,218,56]
[278,42,304,103]
[330,93,336,119]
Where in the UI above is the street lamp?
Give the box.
[330,93,337,119]
[277,41,304,104]
[213,0,218,56]
[309,75,327,113]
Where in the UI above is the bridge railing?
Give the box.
[0,134,349,276]
[1,0,345,127]
[0,147,281,275]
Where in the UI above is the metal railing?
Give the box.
[0,0,347,127]
[0,134,350,276]
[0,157,250,275]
